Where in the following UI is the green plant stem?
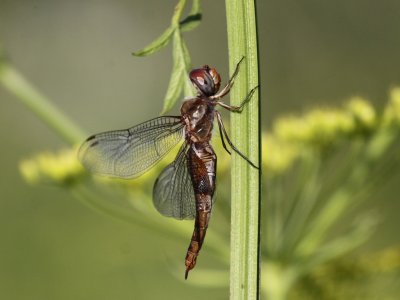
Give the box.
[172,0,187,26]
[72,183,231,265]
[226,0,261,299]
[0,62,86,145]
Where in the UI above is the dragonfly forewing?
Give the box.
[78,116,184,178]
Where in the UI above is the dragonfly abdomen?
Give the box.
[185,143,216,279]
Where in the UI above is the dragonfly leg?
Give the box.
[215,111,259,169]
[211,56,245,99]
[216,113,231,155]
[215,85,258,112]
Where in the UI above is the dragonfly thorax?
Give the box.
[181,98,215,143]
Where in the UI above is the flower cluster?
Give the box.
[273,97,377,148]
[19,148,84,185]
[382,88,400,127]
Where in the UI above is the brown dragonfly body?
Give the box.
[181,97,217,276]
[78,58,257,279]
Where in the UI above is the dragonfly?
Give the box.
[78,57,258,279]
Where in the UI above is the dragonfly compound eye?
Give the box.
[208,67,221,93]
[189,66,220,97]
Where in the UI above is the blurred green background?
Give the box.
[1,1,400,299]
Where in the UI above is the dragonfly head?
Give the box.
[189,65,221,97]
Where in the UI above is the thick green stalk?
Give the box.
[226,0,261,299]
[0,62,86,145]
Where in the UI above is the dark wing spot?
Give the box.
[89,141,99,147]
[86,135,97,141]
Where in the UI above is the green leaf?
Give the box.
[132,1,199,112]
[171,0,187,26]
[180,35,191,68]
[161,31,185,114]
[180,0,202,32]
[181,39,195,97]
[161,66,184,115]
[132,26,175,57]
[131,1,198,112]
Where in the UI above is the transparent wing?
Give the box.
[78,116,184,178]
[153,142,196,220]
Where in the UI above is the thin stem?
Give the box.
[226,0,261,299]
[0,61,86,145]
[73,183,231,264]
[172,0,187,26]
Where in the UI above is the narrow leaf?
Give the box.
[183,74,195,98]
[180,0,202,32]
[171,0,187,26]
[181,38,195,97]
[132,27,175,57]
[161,68,184,114]
[180,37,191,69]
[161,31,186,114]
